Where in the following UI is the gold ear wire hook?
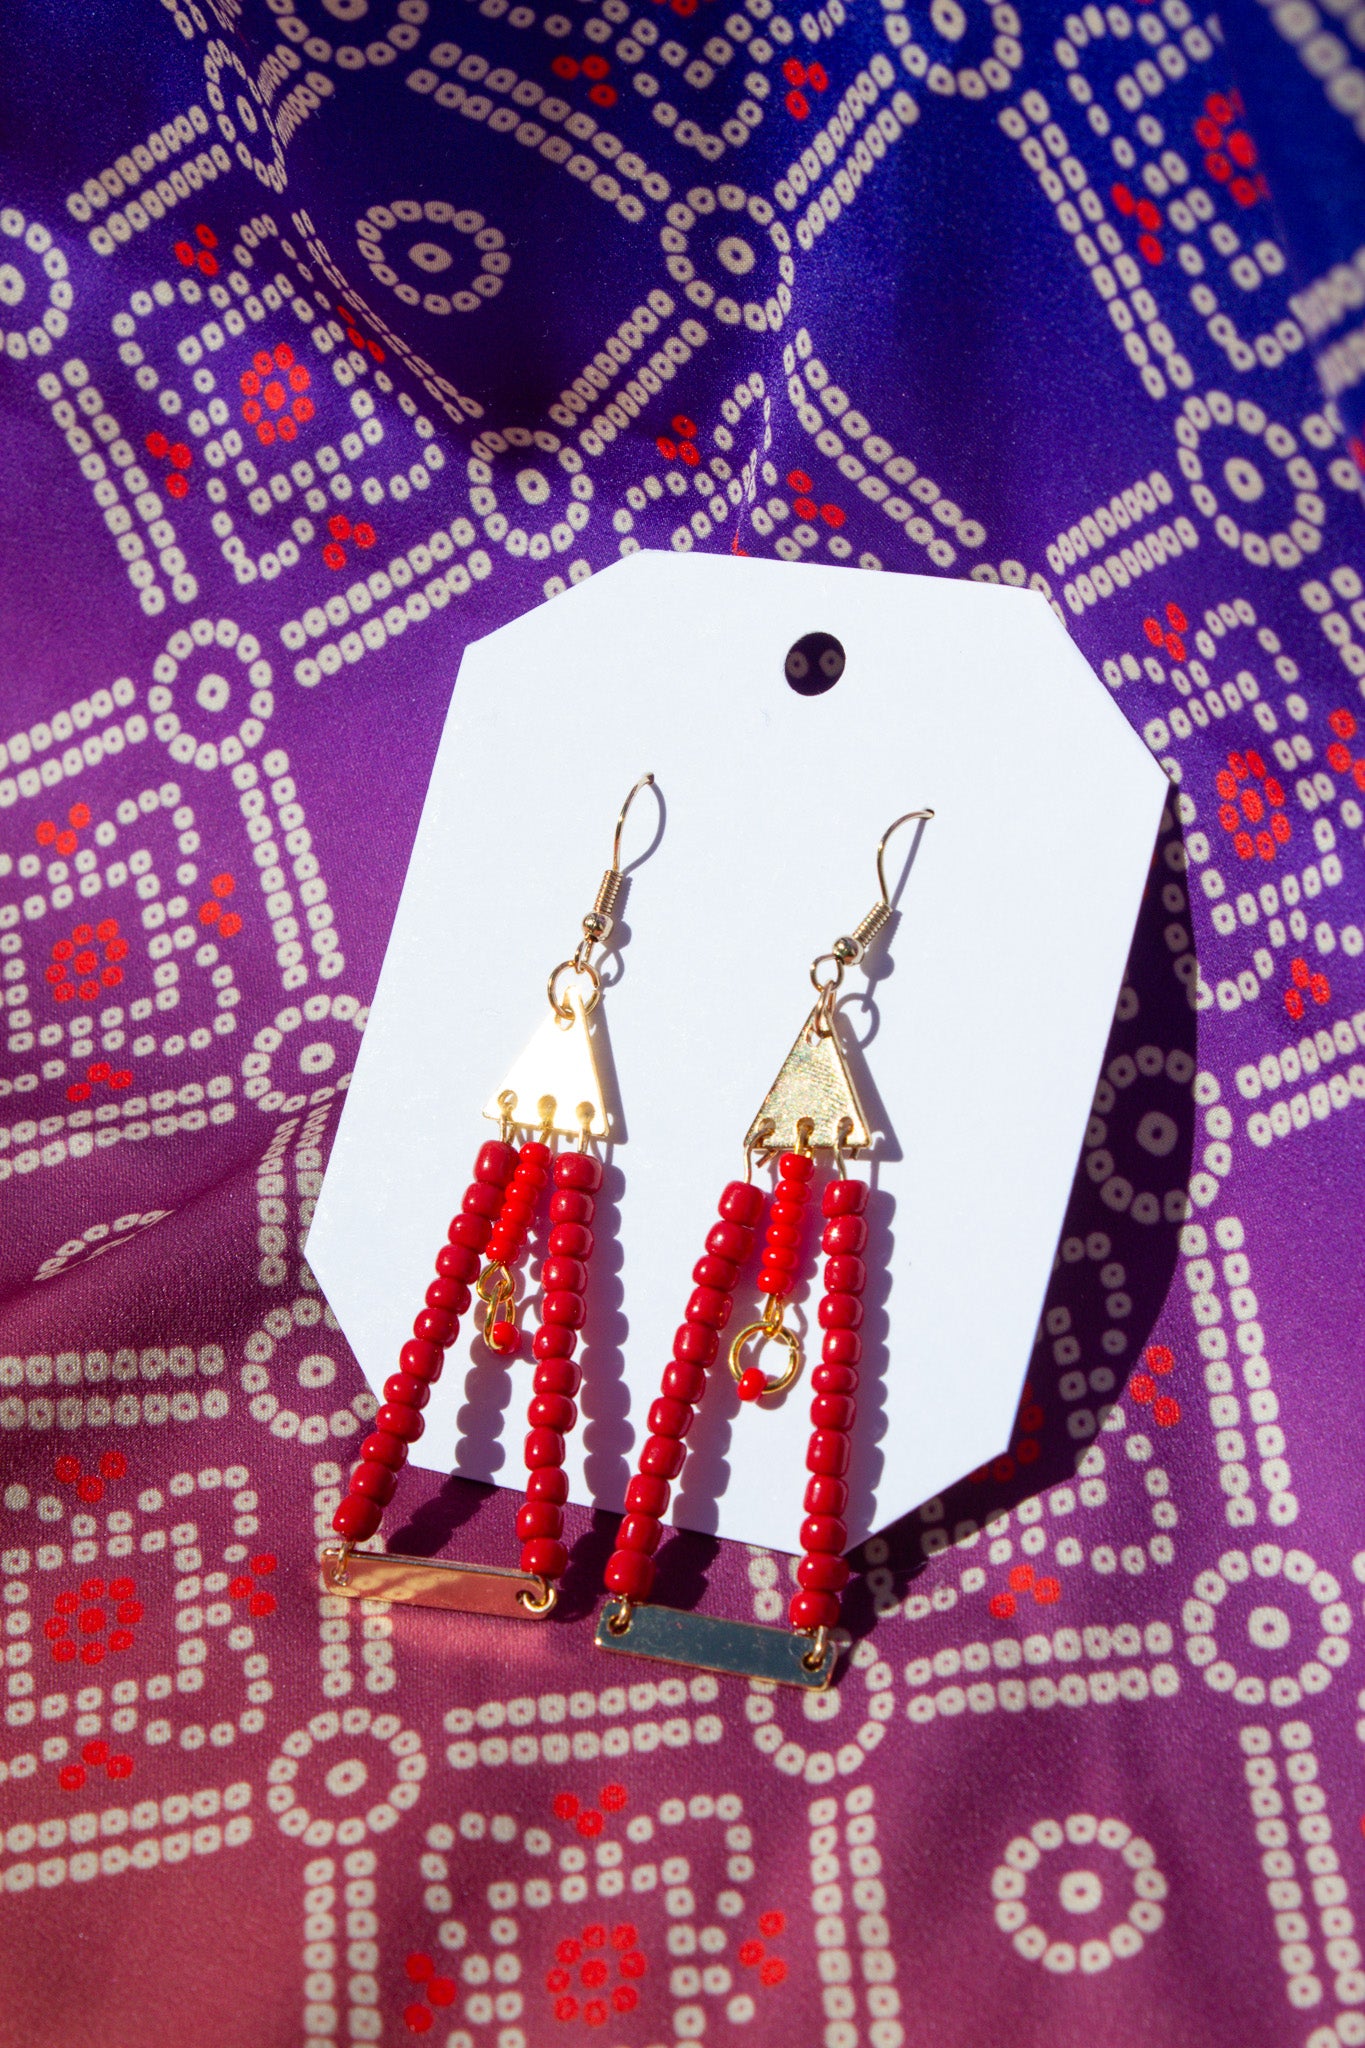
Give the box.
[612,772,656,874]
[874,808,936,909]
[811,805,935,1000]
[554,773,656,1019]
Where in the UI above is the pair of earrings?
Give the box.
[321,777,932,1691]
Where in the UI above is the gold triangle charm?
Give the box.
[743,1002,872,1154]
[483,989,611,1139]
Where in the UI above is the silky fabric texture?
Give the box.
[0,0,1364,2044]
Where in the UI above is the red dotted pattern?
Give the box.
[240,343,313,446]
[1192,89,1268,210]
[656,412,700,466]
[197,869,242,938]
[787,469,845,530]
[53,1449,126,1504]
[144,427,193,499]
[782,55,828,119]
[46,914,127,1005]
[1143,600,1188,664]
[173,221,218,275]
[1130,1342,1182,1428]
[1111,180,1166,266]
[1214,747,1290,864]
[322,511,377,573]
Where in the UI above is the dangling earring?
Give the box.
[594,807,933,1689]
[322,774,658,1622]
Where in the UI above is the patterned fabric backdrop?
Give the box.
[0,0,1363,2042]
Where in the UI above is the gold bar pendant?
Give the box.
[320,1547,552,1619]
[594,1597,837,1690]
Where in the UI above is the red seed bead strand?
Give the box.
[331,1139,517,1547]
[735,1150,816,1402]
[755,1149,813,1299]
[483,1140,554,1353]
[515,1149,604,1581]
[788,1173,869,1633]
[602,1178,765,1605]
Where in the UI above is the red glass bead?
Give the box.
[542,1256,587,1294]
[376,1402,424,1442]
[527,1467,570,1504]
[400,1339,442,1380]
[737,1366,767,1402]
[765,1220,800,1250]
[437,1242,481,1284]
[662,1360,706,1404]
[625,1472,670,1516]
[516,1500,563,1542]
[449,1214,492,1251]
[640,1434,685,1479]
[485,1233,517,1268]
[810,1392,856,1431]
[822,1178,868,1217]
[616,1513,662,1554]
[350,1460,398,1504]
[673,1322,718,1366]
[520,1140,552,1170]
[813,1363,859,1395]
[706,1220,752,1263]
[512,1157,547,1189]
[692,1253,739,1292]
[824,1255,866,1296]
[779,1150,814,1182]
[648,1396,692,1439]
[333,1494,382,1542]
[554,1151,602,1191]
[719,1180,764,1226]
[462,1182,502,1220]
[534,1359,581,1397]
[426,1275,471,1315]
[542,1290,586,1329]
[822,1214,867,1256]
[798,1552,850,1593]
[521,1537,568,1579]
[550,1189,595,1225]
[413,1308,456,1348]
[823,1328,862,1367]
[770,1198,806,1228]
[533,1324,578,1360]
[549,1222,593,1259]
[605,1549,655,1600]
[476,1140,516,1185]
[757,1268,796,1298]
[800,1513,847,1554]
[360,1431,408,1470]
[818,1293,863,1331]
[500,1195,535,1231]
[807,1429,850,1476]
[686,1285,731,1329]
[529,1392,576,1434]
[804,1474,848,1515]
[761,1242,798,1274]
[525,1427,566,1468]
[486,1319,521,1356]
[790,1588,841,1630]
[384,1372,431,1410]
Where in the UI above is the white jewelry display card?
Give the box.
[308,551,1168,1552]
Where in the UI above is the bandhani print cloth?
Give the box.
[0,0,1363,2044]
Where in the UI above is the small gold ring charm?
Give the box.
[517,1575,558,1617]
[728,1317,802,1401]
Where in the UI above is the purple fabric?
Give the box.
[1,0,1364,2043]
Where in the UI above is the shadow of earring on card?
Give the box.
[840,808,1199,1633]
